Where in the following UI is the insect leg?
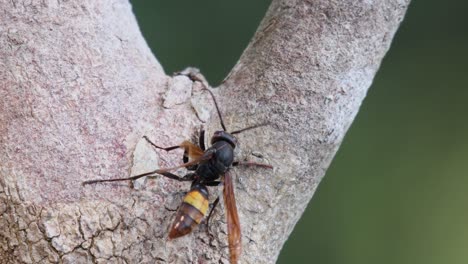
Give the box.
[205,196,220,242]
[199,129,206,151]
[82,171,196,186]
[160,172,197,182]
[184,151,200,171]
[144,136,205,171]
[143,136,181,152]
[204,181,222,186]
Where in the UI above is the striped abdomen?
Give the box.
[169,184,209,239]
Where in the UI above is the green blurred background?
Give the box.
[132,1,468,263]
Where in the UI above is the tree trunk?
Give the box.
[0,0,410,263]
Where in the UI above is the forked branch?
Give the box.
[0,0,410,263]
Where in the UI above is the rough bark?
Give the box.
[0,0,410,263]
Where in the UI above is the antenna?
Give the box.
[204,88,227,131]
[230,122,270,135]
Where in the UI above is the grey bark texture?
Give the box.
[0,0,410,263]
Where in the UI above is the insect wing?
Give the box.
[154,150,214,173]
[223,171,241,264]
[179,140,204,159]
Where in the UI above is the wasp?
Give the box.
[83,83,272,264]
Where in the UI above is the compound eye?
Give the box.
[211,131,223,144]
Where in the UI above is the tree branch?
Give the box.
[0,0,410,263]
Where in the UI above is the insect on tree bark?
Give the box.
[0,0,410,263]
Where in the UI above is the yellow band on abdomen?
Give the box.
[183,191,209,215]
